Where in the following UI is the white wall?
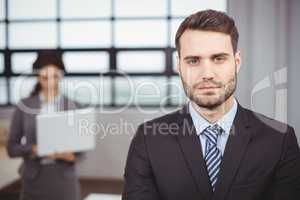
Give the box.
[229,0,300,143]
[287,0,300,142]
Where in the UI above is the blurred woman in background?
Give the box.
[6,50,82,200]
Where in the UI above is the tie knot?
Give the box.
[202,124,223,145]
[208,124,223,135]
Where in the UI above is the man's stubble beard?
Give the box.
[180,69,237,110]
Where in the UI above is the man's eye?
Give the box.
[187,59,199,65]
[214,56,226,63]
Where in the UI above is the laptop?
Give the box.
[36,108,96,156]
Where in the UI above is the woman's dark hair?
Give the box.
[30,50,66,97]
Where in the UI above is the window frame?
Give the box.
[0,0,227,107]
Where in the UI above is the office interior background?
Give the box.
[0,0,299,199]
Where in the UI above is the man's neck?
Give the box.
[191,96,235,124]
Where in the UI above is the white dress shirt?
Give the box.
[189,98,238,157]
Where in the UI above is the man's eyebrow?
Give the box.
[183,53,231,60]
[211,53,231,58]
[183,56,201,61]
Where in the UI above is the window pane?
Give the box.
[0,0,5,20]
[0,53,4,73]
[0,78,7,104]
[172,51,178,72]
[171,0,227,16]
[9,22,57,49]
[115,0,167,17]
[61,21,111,48]
[118,51,165,73]
[61,0,111,18]
[63,52,109,73]
[115,20,167,47]
[115,77,167,105]
[0,23,5,49]
[170,19,183,47]
[10,77,37,104]
[61,77,111,105]
[169,76,187,105]
[11,52,37,73]
[9,0,57,19]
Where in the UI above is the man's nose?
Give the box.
[201,60,214,81]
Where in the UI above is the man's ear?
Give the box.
[235,50,242,73]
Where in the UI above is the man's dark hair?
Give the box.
[175,9,239,56]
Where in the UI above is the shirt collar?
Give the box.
[189,98,238,136]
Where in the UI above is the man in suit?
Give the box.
[122,9,300,200]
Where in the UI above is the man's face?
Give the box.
[177,30,241,109]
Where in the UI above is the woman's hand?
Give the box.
[31,145,38,158]
[32,145,56,159]
[31,146,75,162]
[50,152,76,162]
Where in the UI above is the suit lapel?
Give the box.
[212,104,253,200]
[175,106,213,200]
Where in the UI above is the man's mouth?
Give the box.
[197,85,221,90]
[199,86,219,89]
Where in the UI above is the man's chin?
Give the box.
[197,102,222,110]
[192,96,224,109]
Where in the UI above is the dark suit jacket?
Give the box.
[122,104,300,200]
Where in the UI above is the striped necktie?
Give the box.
[202,124,223,191]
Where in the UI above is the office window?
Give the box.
[61,21,111,48]
[11,52,37,73]
[61,77,111,105]
[0,54,4,73]
[0,0,5,20]
[0,78,7,104]
[115,0,167,17]
[9,22,57,49]
[115,77,168,105]
[115,20,167,47]
[1,0,227,106]
[10,77,37,104]
[169,76,187,105]
[117,51,165,73]
[0,23,5,49]
[61,0,111,19]
[170,19,184,47]
[63,52,109,73]
[8,0,57,20]
[172,51,178,72]
[171,0,227,16]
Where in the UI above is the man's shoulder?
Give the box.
[132,107,187,142]
[140,107,186,127]
[241,105,293,135]
[133,107,188,137]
